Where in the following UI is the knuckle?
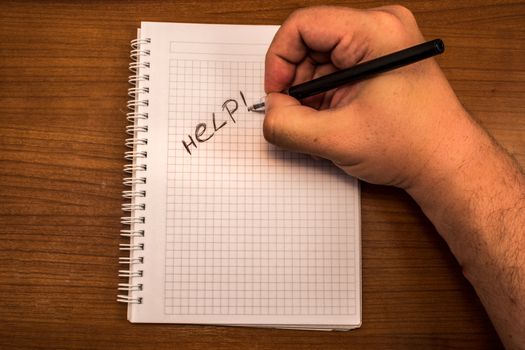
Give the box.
[286,7,308,24]
[375,9,405,32]
[386,4,416,23]
[371,5,421,45]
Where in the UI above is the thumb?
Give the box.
[263,93,333,158]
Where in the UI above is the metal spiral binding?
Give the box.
[117,37,151,305]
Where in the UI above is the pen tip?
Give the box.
[247,102,265,112]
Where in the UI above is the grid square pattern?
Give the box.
[165,56,358,316]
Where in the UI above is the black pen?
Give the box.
[247,39,445,112]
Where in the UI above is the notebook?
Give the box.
[119,22,361,330]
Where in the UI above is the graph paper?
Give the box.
[129,22,361,328]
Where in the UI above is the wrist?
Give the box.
[406,112,524,259]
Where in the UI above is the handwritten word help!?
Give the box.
[181,91,250,155]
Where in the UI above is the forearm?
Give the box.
[407,112,525,349]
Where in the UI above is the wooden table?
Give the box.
[1,1,523,349]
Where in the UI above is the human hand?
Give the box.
[264,7,525,349]
[263,5,478,192]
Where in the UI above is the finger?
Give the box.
[300,63,338,109]
[265,6,372,93]
[265,5,424,94]
[309,50,332,65]
[288,55,337,109]
[266,53,328,101]
[263,93,335,158]
[291,56,316,87]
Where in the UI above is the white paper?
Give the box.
[127,22,361,329]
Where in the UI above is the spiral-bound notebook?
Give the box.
[119,22,361,330]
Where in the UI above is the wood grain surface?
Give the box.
[1,1,523,349]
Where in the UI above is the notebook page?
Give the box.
[131,22,361,328]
